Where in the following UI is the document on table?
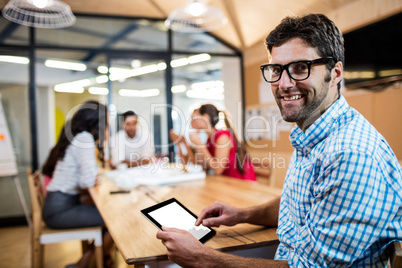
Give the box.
[105,163,206,188]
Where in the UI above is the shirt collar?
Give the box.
[289,95,349,152]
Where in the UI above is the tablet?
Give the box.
[141,198,216,243]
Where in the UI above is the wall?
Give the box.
[222,57,243,140]
[343,86,402,159]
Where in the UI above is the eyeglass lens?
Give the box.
[264,61,310,82]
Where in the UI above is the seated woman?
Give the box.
[42,100,113,268]
[173,104,256,181]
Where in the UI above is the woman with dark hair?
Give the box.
[189,104,256,181]
[42,100,113,268]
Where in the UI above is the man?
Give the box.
[110,110,154,168]
[156,14,402,267]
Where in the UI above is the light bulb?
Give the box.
[186,1,207,17]
[32,0,49,8]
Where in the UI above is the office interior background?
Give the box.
[0,0,401,228]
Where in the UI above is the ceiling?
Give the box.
[0,0,400,89]
[0,0,366,51]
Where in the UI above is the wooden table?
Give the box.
[89,173,282,267]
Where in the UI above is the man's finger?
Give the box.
[196,207,217,226]
[162,226,186,233]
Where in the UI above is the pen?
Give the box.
[110,190,130,194]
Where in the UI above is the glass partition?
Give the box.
[171,53,225,148]
[35,49,109,168]
[171,54,243,146]
[110,55,168,157]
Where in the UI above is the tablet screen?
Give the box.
[141,198,216,243]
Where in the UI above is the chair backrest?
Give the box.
[389,241,402,268]
[27,169,45,218]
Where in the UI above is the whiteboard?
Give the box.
[0,94,18,176]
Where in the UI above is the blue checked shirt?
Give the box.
[275,95,402,267]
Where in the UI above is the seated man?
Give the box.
[156,13,402,267]
[110,110,154,168]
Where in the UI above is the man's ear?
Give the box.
[331,61,343,87]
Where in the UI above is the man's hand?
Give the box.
[196,201,241,227]
[156,227,209,267]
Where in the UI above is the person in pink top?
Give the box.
[189,104,256,181]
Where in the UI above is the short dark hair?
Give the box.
[122,110,137,121]
[265,14,344,90]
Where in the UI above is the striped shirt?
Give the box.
[46,131,98,195]
[275,95,402,267]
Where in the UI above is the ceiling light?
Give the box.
[186,1,207,16]
[119,89,139,97]
[54,86,84,93]
[186,89,224,100]
[191,80,224,91]
[96,75,108,84]
[97,66,108,74]
[0,55,29,64]
[2,0,76,29]
[94,53,208,78]
[32,0,48,8]
[171,85,186,93]
[109,67,131,74]
[130,65,159,77]
[157,62,167,70]
[165,0,227,33]
[188,53,211,64]
[109,67,132,81]
[54,79,90,93]
[171,58,189,68]
[45,59,87,71]
[88,87,109,95]
[119,88,160,97]
[140,88,160,97]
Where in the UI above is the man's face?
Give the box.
[270,38,340,130]
[124,115,138,138]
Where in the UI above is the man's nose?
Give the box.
[278,69,296,89]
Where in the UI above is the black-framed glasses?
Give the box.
[260,57,336,83]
